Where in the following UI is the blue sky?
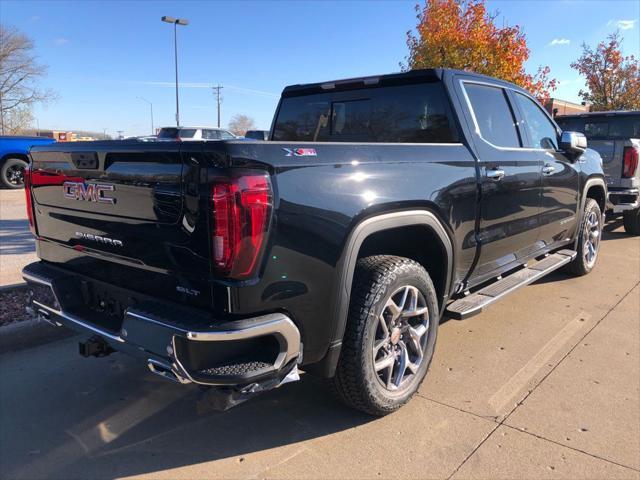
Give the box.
[2,0,639,137]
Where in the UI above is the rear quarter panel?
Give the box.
[210,140,478,364]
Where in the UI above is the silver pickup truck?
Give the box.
[556,111,640,235]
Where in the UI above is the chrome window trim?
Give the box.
[458,78,559,153]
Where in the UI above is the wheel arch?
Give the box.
[1,153,29,165]
[311,209,454,378]
[574,177,607,249]
[585,181,606,213]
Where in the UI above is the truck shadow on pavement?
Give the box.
[2,346,374,479]
[0,219,35,255]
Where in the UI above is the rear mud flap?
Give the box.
[197,364,300,412]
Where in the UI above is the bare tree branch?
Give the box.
[0,24,57,134]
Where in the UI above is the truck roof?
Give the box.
[556,110,640,118]
[281,68,528,97]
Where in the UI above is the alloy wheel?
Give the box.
[583,210,600,268]
[373,285,430,391]
[6,164,25,187]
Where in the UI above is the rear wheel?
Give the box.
[623,208,640,236]
[332,255,439,416]
[1,158,28,189]
[566,198,602,276]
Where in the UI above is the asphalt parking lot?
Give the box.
[0,189,638,480]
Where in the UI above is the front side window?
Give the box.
[514,92,558,150]
[464,83,521,148]
[220,130,236,139]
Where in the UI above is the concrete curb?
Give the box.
[0,316,75,355]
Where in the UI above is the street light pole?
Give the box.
[161,16,189,127]
[137,97,154,135]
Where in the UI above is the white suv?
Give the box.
[157,127,237,141]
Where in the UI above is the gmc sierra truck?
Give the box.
[23,69,606,415]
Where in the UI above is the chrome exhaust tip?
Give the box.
[147,359,191,384]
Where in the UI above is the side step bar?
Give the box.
[445,249,577,320]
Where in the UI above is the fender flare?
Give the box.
[575,177,607,247]
[317,210,454,377]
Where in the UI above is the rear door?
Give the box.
[511,91,579,249]
[455,78,543,283]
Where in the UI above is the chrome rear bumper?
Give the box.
[608,188,639,213]
[23,261,301,387]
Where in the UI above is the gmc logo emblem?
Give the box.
[63,182,115,204]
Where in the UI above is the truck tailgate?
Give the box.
[28,141,214,309]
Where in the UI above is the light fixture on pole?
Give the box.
[137,96,154,135]
[161,16,189,127]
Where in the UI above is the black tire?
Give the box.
[332,255,439,416]
[566,198,603,276]
[1,158,28,189]
[623,208,640,236]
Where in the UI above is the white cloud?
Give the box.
[54,37,69,46]
[549,38,570,46]
[608,19,636,30]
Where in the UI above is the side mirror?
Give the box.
[560,131,587,158]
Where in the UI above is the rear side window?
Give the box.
[464,83,520,148]
[272,82,458,143]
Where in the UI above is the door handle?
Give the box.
[542,164,556,175]
[486,168,505,181]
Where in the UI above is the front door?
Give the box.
[456,80,543,284]
[510,91,580,248]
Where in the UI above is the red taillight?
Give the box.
[212,173,272,279]
[23,165,35,234]
[623,147,639,178]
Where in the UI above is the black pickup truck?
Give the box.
[23,69,606,415]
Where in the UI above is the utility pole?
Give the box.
[212,84,223,128]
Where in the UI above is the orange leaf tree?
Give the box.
[403,0,556,103]
[571,32,640,111]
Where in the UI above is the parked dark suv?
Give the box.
[23,69,605,415]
